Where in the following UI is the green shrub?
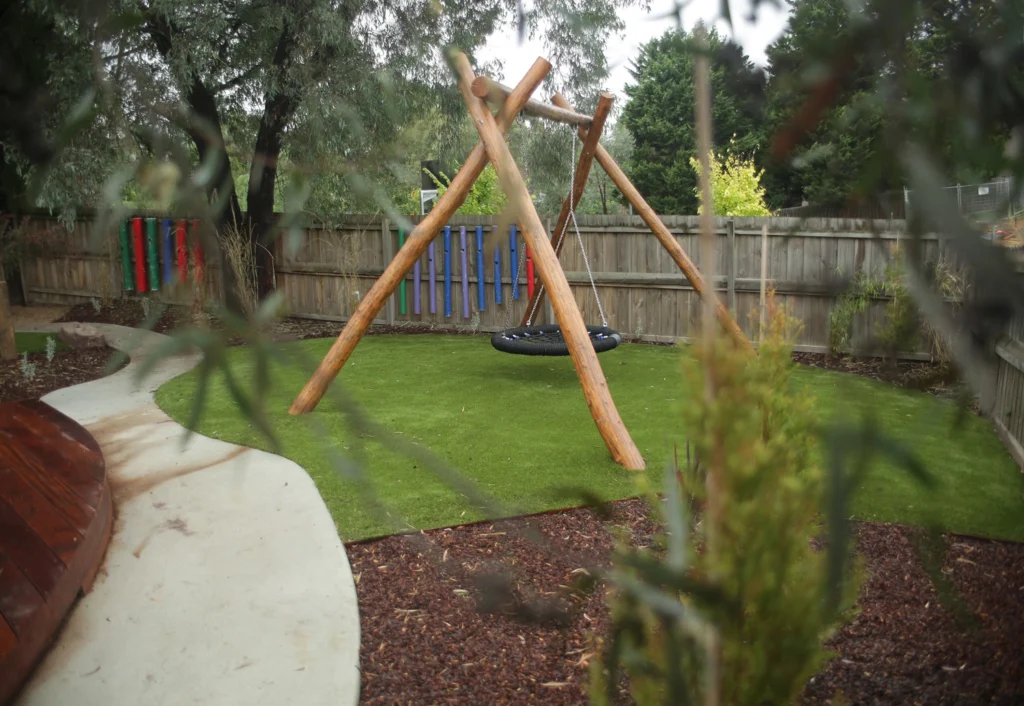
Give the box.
[689,145,771,217]
[426,163,508,216]
[827,248,968,364]
[592,295,858,705]
[827,270,888,357]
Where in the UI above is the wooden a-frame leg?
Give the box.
[454,53,646,471]
[519,95,613,326]
[551,94,753,352]
[288,59,552,415]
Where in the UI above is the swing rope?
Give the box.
[524,128,606,327]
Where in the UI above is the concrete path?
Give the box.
[14,323,360,706]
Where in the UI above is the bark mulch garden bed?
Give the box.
[793,351,966,402]
[348,501,1024,705]
[0,344,125,404]
[56,298,184,334]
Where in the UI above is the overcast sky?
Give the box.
[478,0,792,100]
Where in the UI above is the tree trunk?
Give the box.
[245,24,300,299]
[184,75,245,313]
[144,9,245,314]
[247,92,298,298]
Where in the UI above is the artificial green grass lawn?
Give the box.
[155,335,1024,542]
[15,332,69,353]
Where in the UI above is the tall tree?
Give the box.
[760,0,896,209]
[620,25,766,215]
[0,1,118,216]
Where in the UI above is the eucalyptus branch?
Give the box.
[212,62,264,94]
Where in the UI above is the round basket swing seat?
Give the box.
[491,324,622,356]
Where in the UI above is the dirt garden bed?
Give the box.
[792,351,970,403]
[348,501,1024,705]
[0,344,125,404]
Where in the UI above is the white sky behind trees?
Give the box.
[479,0,792,101]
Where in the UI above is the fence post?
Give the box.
[957,183,962,213]
[382,218,395,326]
[727,219,736,315]
[18,258,29,306]
[0,274,15,360]
[759,224,769,344]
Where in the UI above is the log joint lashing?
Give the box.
[470,76,593,127]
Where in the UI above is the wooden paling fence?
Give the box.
[272,214,945,356]
[990,270,1024,470]
[19,213,950,356]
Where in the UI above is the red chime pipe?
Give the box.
[175,219,188,282]
[131,217,147,291]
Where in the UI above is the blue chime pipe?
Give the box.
[476,226,485,311]
[161,218,174,285]
[493,235,502,305]
[460,226,470,318]
[510,225,519,300]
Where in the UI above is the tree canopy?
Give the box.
[3,0,645,298]
[4,0,1020,229]
[618,0,1018,214]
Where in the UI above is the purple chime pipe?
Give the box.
[413,258,421,314]
[428,241,437,314]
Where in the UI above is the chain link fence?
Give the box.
[905,177,1024,232]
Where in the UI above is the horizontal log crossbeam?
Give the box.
[471,76,592,126]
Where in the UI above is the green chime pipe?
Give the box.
[119,219,133,291]
[145,217,160,292]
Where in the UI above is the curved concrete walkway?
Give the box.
[13,323,360,706]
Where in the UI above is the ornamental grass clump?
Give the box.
[593,293,860,705]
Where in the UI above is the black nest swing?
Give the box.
[490,323,621,356]
[490,127,622,357]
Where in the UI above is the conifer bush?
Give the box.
[592,293,859,705]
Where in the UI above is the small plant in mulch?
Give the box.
[18,352,36,380]
[592,293,862,706]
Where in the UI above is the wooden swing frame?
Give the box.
[289,53,752,472]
